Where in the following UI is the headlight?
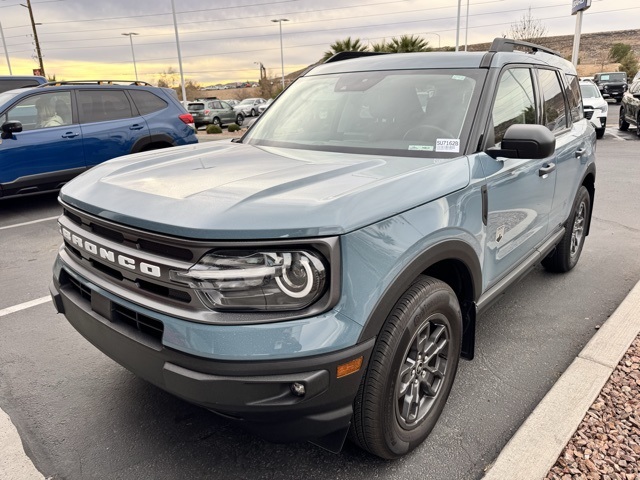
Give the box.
[170,250,327,311]
[596,103,608,115]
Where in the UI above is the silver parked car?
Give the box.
[579,80,607,139]
[188,99,244,128]
[234,97,266,117]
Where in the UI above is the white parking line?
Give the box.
[0,296,51,318]
[605,129,626,141]
[0,216,59,231]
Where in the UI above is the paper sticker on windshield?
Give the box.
[436,139,460,153]
[451,75,466,81]
[408,145,434,151]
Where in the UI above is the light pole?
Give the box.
[21,0,45,76]
[455,0,462,52]
[0,20,11,74]
[464,0,470,51]
[271,18,288,90]
[171,0,188,105]
[122,32,139,81]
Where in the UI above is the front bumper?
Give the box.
[50,262,374,446]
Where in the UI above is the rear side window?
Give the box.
[538,69,568,133]
[0,79,41,93]
[565,75,583,124]
[188,103,204,111]
[492,68,536,144]
[129,90,168,115]
[77,90,133,124]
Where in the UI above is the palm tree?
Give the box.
[386,35,431,53]
[321,37,369,62]
[370,41,389,52]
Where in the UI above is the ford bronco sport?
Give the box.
[50,39,596,459]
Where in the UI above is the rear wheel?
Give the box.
[637,115,640,138]
[236,114,244,126]
[542,186,590,273]
[619,107,629,131]
[212,117,221,127]
[350,276,462,459]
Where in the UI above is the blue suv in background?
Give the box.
[0,80,197,198]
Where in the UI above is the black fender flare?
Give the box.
[130,133,176,154]
[357,239,482,345]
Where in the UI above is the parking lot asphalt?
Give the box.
[1,103,639,480]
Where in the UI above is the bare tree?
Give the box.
[505,7,548,43]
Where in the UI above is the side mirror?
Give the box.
[1,120,23,139]
[486,124,556,160]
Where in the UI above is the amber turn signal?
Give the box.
[336,356,363,378]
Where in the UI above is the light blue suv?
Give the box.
[50,39,596,459]
[0,80,197,198]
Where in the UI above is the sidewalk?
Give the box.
[484,280,640,479]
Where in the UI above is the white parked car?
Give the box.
[233,98,266,117]
[580,80,607,139]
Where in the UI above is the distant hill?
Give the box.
[466,29,640,76]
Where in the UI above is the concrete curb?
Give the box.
[0,410,43,480]
[483,279,640,480]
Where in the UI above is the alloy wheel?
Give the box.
[395,316,450,429]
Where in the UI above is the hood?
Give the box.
[60,142,470,240]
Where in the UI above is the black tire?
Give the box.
[542,186,590,273]
[251,108,256,117]
[212,117,221,127]
[637,115,640,138]
[595,127,604,139]
[349,276,462,459]
[619,108,629,131]
[616,98,622,104]
[236,114,244,126]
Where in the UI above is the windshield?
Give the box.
[0,91,20,111]
[580,84,600,98]
[242,69,484,157]
[598,73,626,82]
[239,99,255,105]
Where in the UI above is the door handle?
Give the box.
[129,124,144,130]
[538,163,556,177]
[61,132,79,138]
[575,148,586,158]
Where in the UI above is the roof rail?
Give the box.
[324,51,389,64]
[38,80,152,87]
[489,38,562,58]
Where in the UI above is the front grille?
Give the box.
[65,271,91,301]
[112,303,164,340]
[61,269,164,341]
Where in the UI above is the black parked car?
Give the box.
[593,72,627,103]
[619,79,640,137]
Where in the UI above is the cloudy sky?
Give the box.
[0,0,638,86]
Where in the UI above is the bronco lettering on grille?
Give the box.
[61,227,162,278]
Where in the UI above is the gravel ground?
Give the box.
[546,335,640,479]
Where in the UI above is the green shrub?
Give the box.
[228,123,241,132]
[206,124,223,134]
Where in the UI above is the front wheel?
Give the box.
[619,108,629,131]
[349,276,462,459]
[595,127,605,139]
[250,108,256,117]
[236,114,244,126]
[637,115,640,138]
[542,186,591,273]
